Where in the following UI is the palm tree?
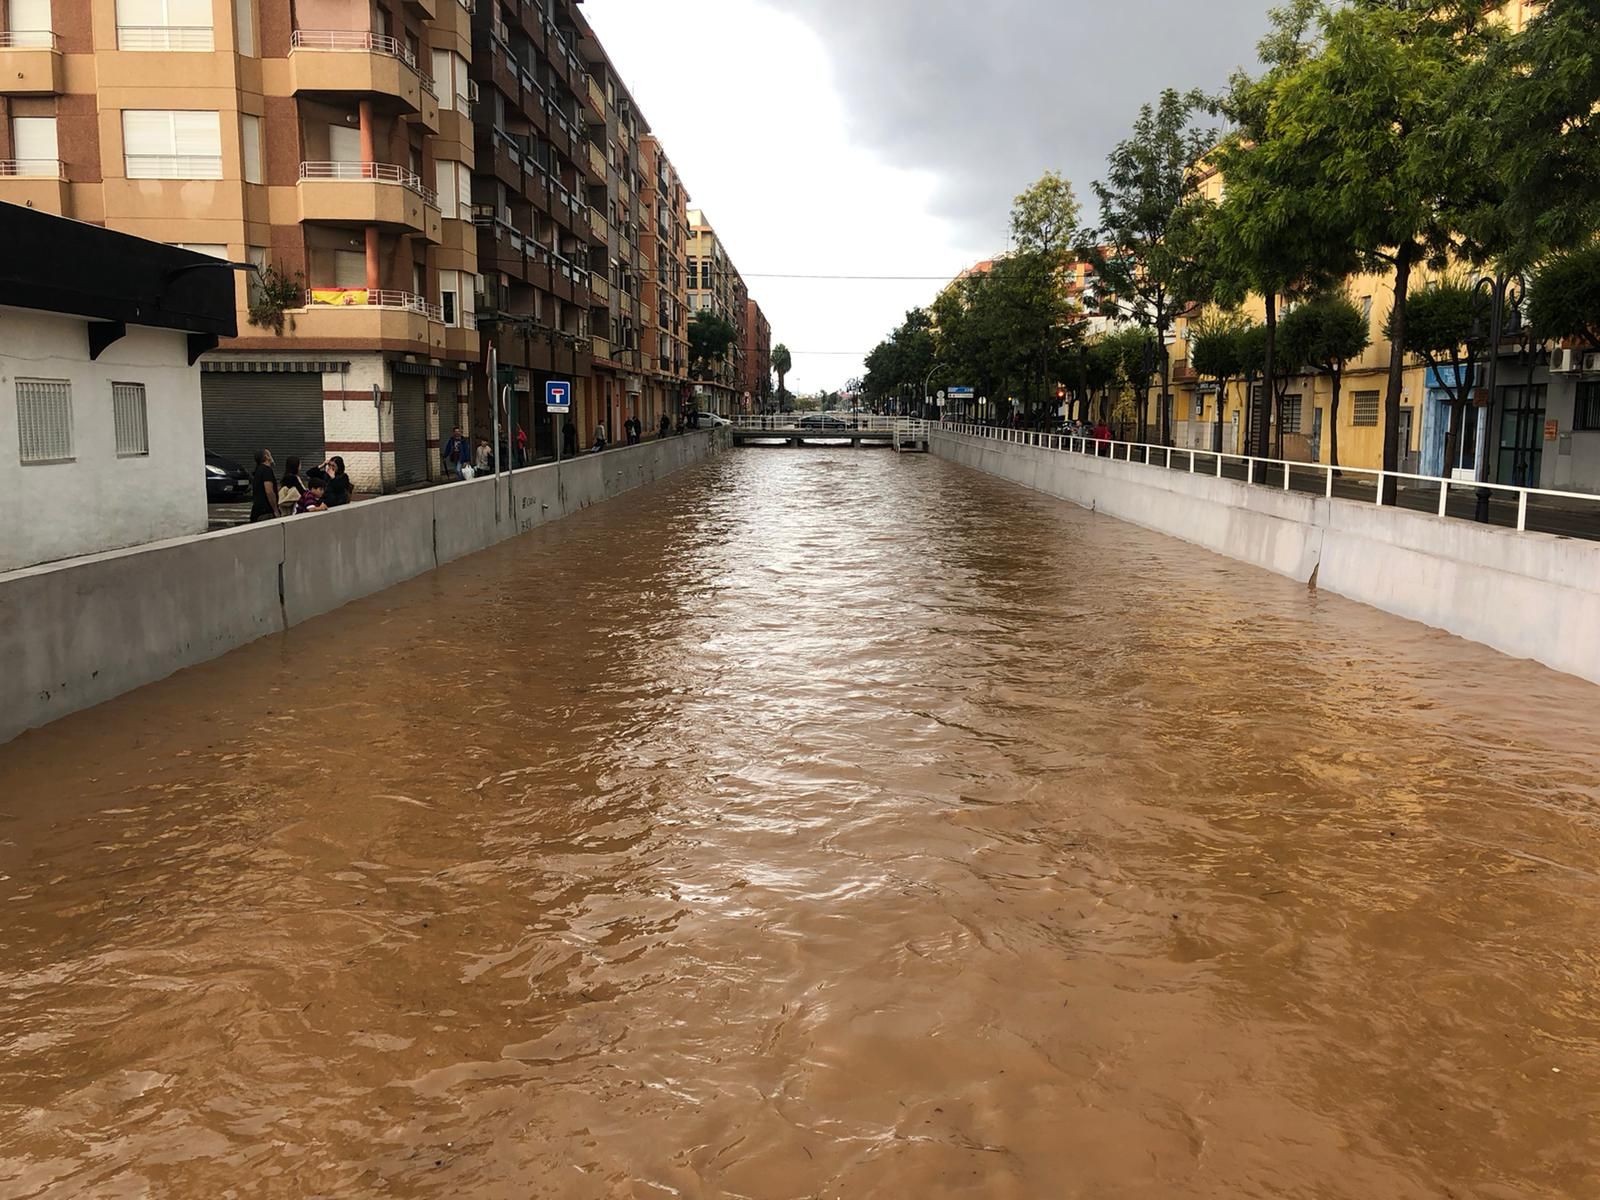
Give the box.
[772,343,792,408]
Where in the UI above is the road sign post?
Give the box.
[547,379,571,468]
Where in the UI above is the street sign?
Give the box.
[947,386,975,400]
[546,379,572,413]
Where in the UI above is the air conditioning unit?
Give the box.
[1551,348,1581,373]
[467,80,479,103]
[1585,352,1600,374]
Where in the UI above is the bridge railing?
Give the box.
[939,421,1600,540]
[732,416,931,435]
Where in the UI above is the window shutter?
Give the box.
[7,0,51,31]
[11,116,57,162]
[241,113,261,184]
[456,162,470,215]
[122,109,170,157]
[173,110,220,157]
[333,250,365,289]
[115,0,163,27]
[431,49,450,96]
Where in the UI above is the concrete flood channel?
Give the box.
[2,447,1599,1198]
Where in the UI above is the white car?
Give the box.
[690,411,731,427]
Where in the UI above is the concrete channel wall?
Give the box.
[0,430,727,744]
[932,429,1600,687]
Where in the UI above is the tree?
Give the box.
[1207,1,1356,458]
[1242,0,1496,491]
[864,308,936,414]
[1084,88,1215,447]
[1527,245,1600,348]
[1189,309,1251,454]
[1011,170,1080,260]
[771,343,792,406]
[1099,326,1157,440]
[1281,291,1370,469]
[1385,278,1482,474]
[689,311,738,382]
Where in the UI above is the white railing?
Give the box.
[298,160,437,206]
[459,311,478,330]
[940,421,1600,536]
[731,415,931,435]
[0,158,64,178]
[289,29,417,71]
[115,24,214,50]
[303,288,443,320]
[0,30,57,47]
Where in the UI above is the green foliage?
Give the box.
[1010,171,1080,262]
[688,311,738,380]
[247,264,304,336]
[1284,291,1371,375]
[1083,87,1215,442]
[772,342,793,401]
[1189,310,1250,389]
[863,307,935,407]
[1527,246,1600,347]
[1388,280,1474,366]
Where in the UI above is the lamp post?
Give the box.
[1469,272,1525,521]
[923,363,948,420]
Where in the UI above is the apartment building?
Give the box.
[742,296,770,410]
[0,0,483,492]
[640,132,689,425]
[468,0,598,455]
[686,206,743,416]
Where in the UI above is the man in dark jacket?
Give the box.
[441,427,470,479]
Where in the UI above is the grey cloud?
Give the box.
[768,0,1270,247]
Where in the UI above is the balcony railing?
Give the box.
[304,287,443,320]
[459,311,478,330]
[290,29,418,71]
[298,160,438,206]
[0,158,65,178]
[0,30,57,47]
[115,25,215,50]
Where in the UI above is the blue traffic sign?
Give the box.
[545,379,572,413]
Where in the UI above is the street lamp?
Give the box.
[923,363,948,420]
[1469,271,1526,521]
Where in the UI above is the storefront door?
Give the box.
[1497,384,1545,487]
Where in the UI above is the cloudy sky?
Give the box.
[584,0,1271,394]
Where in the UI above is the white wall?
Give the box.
[0,307,207,571]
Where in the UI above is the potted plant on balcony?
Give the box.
[248,264,305,336]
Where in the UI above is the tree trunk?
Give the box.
[1381,247,1416,502]
[1443,402,1461,481]
[1214,377,1227,454]
[1259,293,1278,459]
[1157,323,1172,447]
[1329,365,1343,473]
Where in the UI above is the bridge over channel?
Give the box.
[730,417,931,452]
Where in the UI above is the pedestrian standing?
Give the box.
[515,424,529,467]
[474,438,491,474]
[659,413,671,439]
[321,455,352,506]
[593,421,608,452]
[562,420,579,458]
[442,426,470,480]
[249,449,279,522]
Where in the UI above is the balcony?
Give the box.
[592,334,611,361]
[588,205,607,243]
[297,287,446,351]
[0,159,69,214]
[589,271,609,303]
[0,32,63,94]
[584,139,606,184]
[585,74,604,117]
[290,31,429,118]
[444,311,480,357]
[297,161,442,242]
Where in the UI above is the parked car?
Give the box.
[688,411,731,427]
[798,414,850,431]
[204,451,251,502]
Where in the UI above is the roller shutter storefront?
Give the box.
[202,371,325,474]
[392,373,427,486]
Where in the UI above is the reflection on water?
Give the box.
[2,449,1599,1199]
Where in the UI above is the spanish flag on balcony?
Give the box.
[310,288,370,307]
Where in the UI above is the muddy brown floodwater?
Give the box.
[2,449,1600,1199]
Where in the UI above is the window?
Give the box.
[10,116,58,177]
[112,382,149,456]
[173,242,226,257]
[434,159,470,219]
[234,0,254,55]
[115,0,214,49]
[440,268,459,325]
[241,113,262,183]
[1280,393,1302,434]
[1576,382,1600,431]
[6,0,51,42]
[1352,390,1380,427]
[16,379,73,464]
[122,110,222,178]
[1361,295,1373,324]
[246,244,267,304]
[333,249,364,288]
